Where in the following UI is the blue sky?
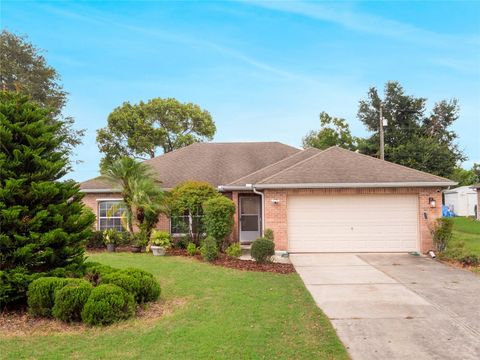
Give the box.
[2,0,479,182]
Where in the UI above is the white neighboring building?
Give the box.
[443,186,478,217]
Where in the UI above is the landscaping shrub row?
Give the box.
[432,218,479,267]
[27,263,160,326]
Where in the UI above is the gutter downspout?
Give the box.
[251,185,265,237]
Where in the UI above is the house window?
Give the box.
[98,201,127,231]
[170,213,204,235]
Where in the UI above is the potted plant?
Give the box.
[130,233,142,253]
[103,229,119,252]
[150,230,172,256]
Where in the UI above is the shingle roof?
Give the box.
[227,147,322,186]
[80,143,456,192]
[242,146,455,188]
[79,142,300,191]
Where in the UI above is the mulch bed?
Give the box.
[0,300,168,337]
[166,248,296,274]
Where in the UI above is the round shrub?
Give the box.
[81,284,135,326]
[200,236,218,262]
[251,238,275,263]
[101,272,141,303]
[52,280,93,322]
[119,268,160,303]
[27,277,70,317]
[225,243,242,258]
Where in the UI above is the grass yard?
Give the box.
[0,253,348,360]
[451,217,480,256]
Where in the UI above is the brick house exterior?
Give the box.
[80,143,455,254]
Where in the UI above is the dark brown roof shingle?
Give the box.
[80,142,300,191]
[252,146,455,186]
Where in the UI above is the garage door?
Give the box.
[287,194,419,252]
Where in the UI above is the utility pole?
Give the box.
[379,104,384,160]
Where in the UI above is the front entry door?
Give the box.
[239,195,261,243]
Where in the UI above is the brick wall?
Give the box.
[263,187,443,254]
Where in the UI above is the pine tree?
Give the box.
[0,92,94,307]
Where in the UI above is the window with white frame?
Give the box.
[98,201,127,231]
[170,212,204,235]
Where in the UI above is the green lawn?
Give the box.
[0,253,348,360]
[451,217,480,256]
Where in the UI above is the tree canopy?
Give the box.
[0,30,84,152]
[303,81,466,178]
[302,111,357,150]
[97,98,216,166]
[357,81,465,177]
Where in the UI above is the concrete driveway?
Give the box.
[290,253,480,360]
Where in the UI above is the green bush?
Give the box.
[86,231,105,249]
[119,268,160,303]
[118,231,134,246]
[203,196,235,248]
[169,180,220,243]
[264,228,274,241]
[150,230,172,248]
[101,272,142,303]
[84,262,116,286]
[186,242,197,256]
[81,284,135,326]
[431,218,454,252]
[52,280,93,322]
[103,229,121,245]
[458,254,479,266]
[251,238,275,263]
[174,235,189,249]
[225,243,242,258]
[27,277,70,317]
[200,236,218,262]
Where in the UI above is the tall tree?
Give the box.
[450,164,480,186]
[0,92,94,307]
[302,111,357,150]
[97,98,216,166]
[357,81,465,177]
[0,30,84,153]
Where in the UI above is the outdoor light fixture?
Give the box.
[429,197,436,208]
[271,199,280,204]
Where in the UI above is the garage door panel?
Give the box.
[287,195,418,253]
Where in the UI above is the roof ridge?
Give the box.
[332,146,453,182]
[257,147,330,184]
[226,148,316,185]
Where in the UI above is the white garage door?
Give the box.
[288,194,419,252]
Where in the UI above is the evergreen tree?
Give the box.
[0,92,94,307]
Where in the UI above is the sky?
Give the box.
[2,0,480,182]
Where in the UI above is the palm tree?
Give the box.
[101,157,163,234]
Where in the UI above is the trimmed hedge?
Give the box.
[119,268,160,303]
[27,277,84,317]
[52,280,93,322]
[251,238,275,263]
[81,284,135,326]
[101,272,142,303]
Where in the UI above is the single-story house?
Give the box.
[443,185,478,217]
[80,142,456,254]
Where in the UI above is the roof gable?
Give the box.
[252,146,454,187]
